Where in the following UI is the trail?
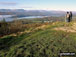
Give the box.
[54,23,76,32]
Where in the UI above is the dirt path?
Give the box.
[54,23,76,32]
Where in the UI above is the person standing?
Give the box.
[69,11,72,22]
[65,12,70,22]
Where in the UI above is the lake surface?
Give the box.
[0,15,47,22]
[0,15,64,22]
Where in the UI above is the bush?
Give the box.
[0,22,9,36]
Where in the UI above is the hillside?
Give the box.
[0,9,66,17]
[0,22,76,57]
[54,22,76,32]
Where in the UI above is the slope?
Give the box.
[0,22,76,57]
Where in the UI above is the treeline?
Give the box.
[0,20,25,37]
[0,21,28,37]
[0,16,66,37]
[0,19,47,37]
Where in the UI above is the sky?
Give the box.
[0,0,76,11]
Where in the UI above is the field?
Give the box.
[0,21,76,57]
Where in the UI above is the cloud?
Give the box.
[20,6,33,8]
[0,2,17,6]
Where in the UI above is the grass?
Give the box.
[0,21,76,57]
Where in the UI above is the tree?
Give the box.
[0,18,9,36]
[2,18,6,22]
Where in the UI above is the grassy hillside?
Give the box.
[0,22,76,57]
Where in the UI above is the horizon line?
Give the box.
[0,8,76,11]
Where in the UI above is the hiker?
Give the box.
[0,23,1,27]
[65,12,70,22]
[69,11,72,22]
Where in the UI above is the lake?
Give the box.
[0,15,47,22]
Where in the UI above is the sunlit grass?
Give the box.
[0,21,76,57]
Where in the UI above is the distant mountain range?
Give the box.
[0,9,76,17]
